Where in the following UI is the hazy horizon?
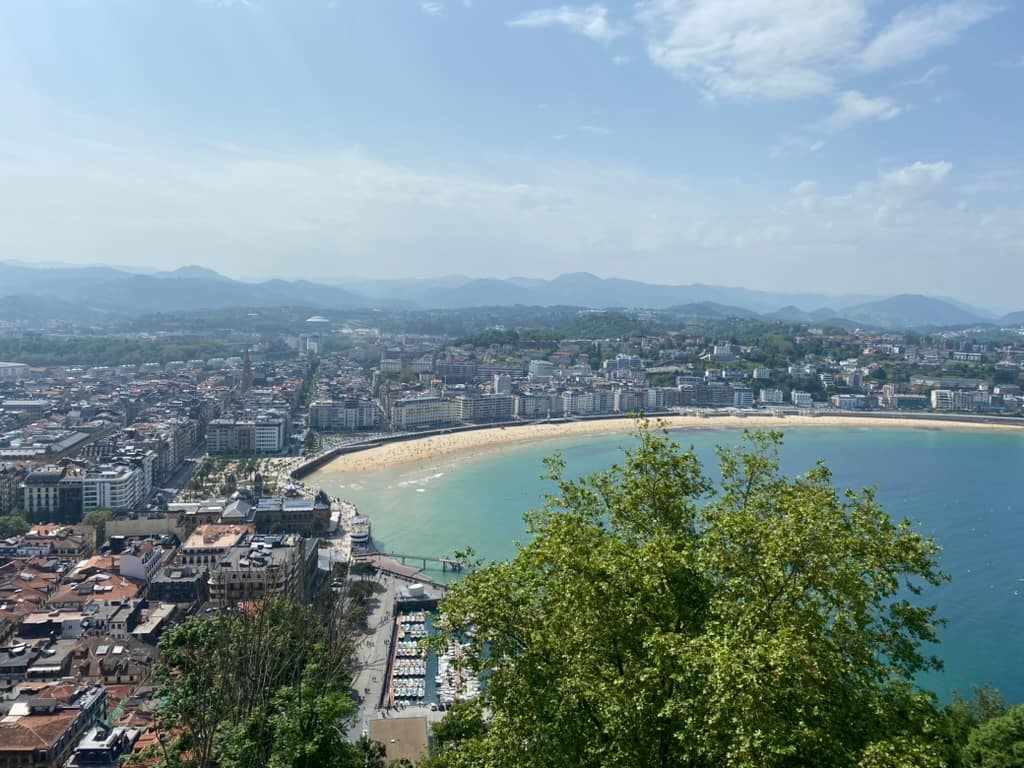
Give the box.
[1,1,1022,307]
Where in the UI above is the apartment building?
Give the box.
[0,686,108,768]
[207,532,317,602]
[391,397,459,429]
[455,394,514,423]
[208,415,287,454]
[309,398,378,431]
[81,464,145,513]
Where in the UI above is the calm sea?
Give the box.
[313,427,1024,702]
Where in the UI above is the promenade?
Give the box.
[347,571,448,739]
[348,571,400,739]
[304,410,1024,475]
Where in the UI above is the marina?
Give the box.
[383,609,482,711]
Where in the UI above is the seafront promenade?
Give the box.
[294,409,1024,476]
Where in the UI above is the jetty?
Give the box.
[368,551,467,573]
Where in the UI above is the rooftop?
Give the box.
[182,524,252,552]
[369,716,428,765]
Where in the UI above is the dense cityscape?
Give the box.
[4,0,1024,763]
[0,299,1023,765]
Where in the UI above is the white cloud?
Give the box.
[634,0,996,101]
[860,2,1001,71]
[578,124,611,134]
[821,90,904,133]
[635,0,866,99]
[899,64,948,86]
[2,140,1018,305]
[791,180,819,209]
[880,160,952,186]
[508,5,628,42]
[791,180,818,196]
[419,1,443,15]
[612,54,632,65]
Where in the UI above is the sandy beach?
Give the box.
[312,414,1024,474]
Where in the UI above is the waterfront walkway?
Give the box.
[348,571,401,740]
[347,571,448,739]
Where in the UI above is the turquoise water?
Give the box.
[313,427,1024,702]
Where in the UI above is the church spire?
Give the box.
[240,347,253,393]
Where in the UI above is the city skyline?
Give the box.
[1,1,1022,306]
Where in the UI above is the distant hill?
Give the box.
[0,263,1007,329]
[343,272,880,313]
[0,263,369,314]
[664,302,758,319]
[1000,310,1024,325]
[155,265,232,282]
[840,294,990,329]
[0,293,113,323]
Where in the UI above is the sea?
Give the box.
[312,426,1024,703]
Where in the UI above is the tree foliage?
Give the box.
[82,508,113,544]
[0,336,230,366]
[0,511,31,538]
[432,422,950,768]
[154,597,362,768]
[964,705,1024,768]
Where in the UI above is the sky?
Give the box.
[0,1,1022,309]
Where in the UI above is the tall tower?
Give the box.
[240,348,253,393]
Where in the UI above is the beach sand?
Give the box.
[314,414,1024,474]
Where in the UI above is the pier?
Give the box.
[360,551,467,573]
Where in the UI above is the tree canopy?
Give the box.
[431,422,951,768]
[82,508,113,545]
[0,512,31,538]
[964,705,1024,768]
[153,596,367,768]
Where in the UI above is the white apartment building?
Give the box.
[0,362,30,382]
[527,360,556,381]
[310,399,379,430]
[759,388,784,404]
[514,393,561,419]
[208,416,287,454]
[791,390,814,408]
[563,389,613,416]
[733,387,754,409]
[82,464,145,513]
[254,419,286,453]
[930,389,954,411]
[455,394,514,423]
[391,396,459,429]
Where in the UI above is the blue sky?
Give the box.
[0,0,1022,308]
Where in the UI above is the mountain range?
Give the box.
[1,262,1020,330]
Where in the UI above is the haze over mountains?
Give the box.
[1,262,1020,331]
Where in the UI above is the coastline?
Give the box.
[309,413,1024,475]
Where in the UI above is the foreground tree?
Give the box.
[964,705,1024,768]
[433,423,949,768]
[154,597,363,768]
